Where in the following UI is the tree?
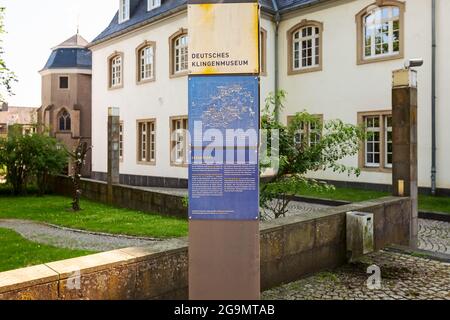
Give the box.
[0,126,31,195]
[0,7,17,102]
[67,140,92,211]
[0,128,67,195]
[28,133,68,196]
[260,91,365,220]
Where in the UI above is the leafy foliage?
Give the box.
[260,91,366,220]
[0,127,68,195]
[0,7,17,101]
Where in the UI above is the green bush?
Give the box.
[260,91,365,219]
[0,126,68,195]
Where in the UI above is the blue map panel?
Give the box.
[188,75,259,221]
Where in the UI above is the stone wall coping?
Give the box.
[45,250,136,279]
[260,196,408,233]
[118,239,188,263]
[0,264,59,294]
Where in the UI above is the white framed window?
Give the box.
[149,122,156,162]
[170,117,188,165]
[293,122,306,147]
[309,121,321,147]
[363,6,400,59]
[119,0,130,23]
[147,0,161,11]
[174,35,188,73]
[175,120,184,163]
[293,26,320,70]
[138,120,156,163]
[365,116,381,167]
[140,46,154,81]
[111,55,122,87]
[289,116,323,148]
[385,115,393,168]
[140,122,147,161]
[119,122,124,161]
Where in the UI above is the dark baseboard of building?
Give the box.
[91,172,188,189]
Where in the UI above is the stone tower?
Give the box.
[37,33,92,177]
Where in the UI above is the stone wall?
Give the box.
[0,197,411,300]
[48,175,187,219]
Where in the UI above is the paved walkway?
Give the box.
[0,219,163,252]
[418,219,450,254]
[263,250,450,300]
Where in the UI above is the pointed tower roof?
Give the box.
[53,34,89,50]
[41,33,92,72]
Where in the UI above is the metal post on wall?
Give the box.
[107,107,120,204]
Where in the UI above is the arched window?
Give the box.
[108,52,124,88]
[169,29,188,77]
[136,41,156,83]
[58,110,71,131]
[356,1,405,64]
[287,20,323,75]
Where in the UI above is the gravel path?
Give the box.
[0,219,163,252]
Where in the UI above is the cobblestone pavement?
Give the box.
[262,251,450,300]
[418,219,450,254]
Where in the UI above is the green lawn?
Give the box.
[298,185,450,214]
[0,195,188,238]
[0,228,94,272]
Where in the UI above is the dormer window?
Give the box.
[119,0,130,23]
[148,0,161,11]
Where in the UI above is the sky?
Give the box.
[1,0,118,107]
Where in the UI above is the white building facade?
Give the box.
[89,0,450,194]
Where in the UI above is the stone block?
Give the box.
[283,221,315,256]
[46,250,134,279]
[59,263,137,300]
[0,282,59,300]
[277,251,314,285]
[0,264,59,295]
[260,230,284,262]
[260,259,283,290]
[134,251,188,300]
[315,213,345,247]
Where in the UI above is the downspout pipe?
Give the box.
[431,0,437,195]
[271,0,281,121]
